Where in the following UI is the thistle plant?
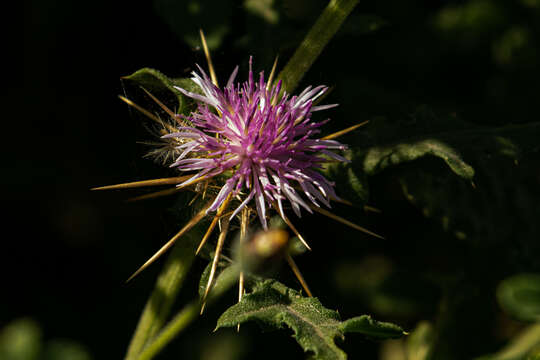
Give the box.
[92,1,411,359]
[94,36,382,300]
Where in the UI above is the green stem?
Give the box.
[276,0,360,93]
[137,302,200,360]
[136,265,239,360]
[124,232,199,360]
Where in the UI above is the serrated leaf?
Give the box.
[216,279,405,360]
[350,107,540,181]
[350,109,475,180]
[339,315,405,339]
[363,138,475,179]
[497,274,540,322]
[342,107,540,242]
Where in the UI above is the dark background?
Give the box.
[12,0,540,359]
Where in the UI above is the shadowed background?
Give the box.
[11,0,540,359]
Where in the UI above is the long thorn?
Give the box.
[91,175,192,191]
[200,218,230,313]
[188,192,200,206]
[237,208,249,332]
[310,205,385,239]
[125,175,211,202]
[331,197,381,213]
[196,194,232,255]
[364,205,382,213]
[141,87,185,126]
[126,187,184,202]
[275,206,311,251]
[321,120,369,140]
[285,253,313,297]
[126,200,213,282]
[266,55,279,91]
[330,197,353,206]
[199,29,218,87]
[119,95,166,127]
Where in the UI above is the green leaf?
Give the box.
[216,279,405,360]
[351,109,475,180]
[339,315,405,339]
[351,107,540,181]
[344,107,540,241]
[363,138,474,180]
[122,68,199,115]
[497,274,540,322]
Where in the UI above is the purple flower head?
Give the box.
[169,58,348,229]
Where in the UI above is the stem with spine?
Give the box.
[124,230,200,360]
[124,0,360,358]
[277,0,360,94]
[136,266,238,360]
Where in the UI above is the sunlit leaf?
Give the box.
[363,138,474,179]
[216,279,405,360]
[348,106,539,180]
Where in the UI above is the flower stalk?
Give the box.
[136,266,239,360]
[124,229,201,360]
[276,0,360,93]
[117,1,364,359]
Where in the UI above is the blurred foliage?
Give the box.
[0,319,92,360]
[475,323,540,360]
[406,322,435,360]
[498,274,540,323]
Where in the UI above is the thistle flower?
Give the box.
[169,58,347,230]
[94,42,380,303]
